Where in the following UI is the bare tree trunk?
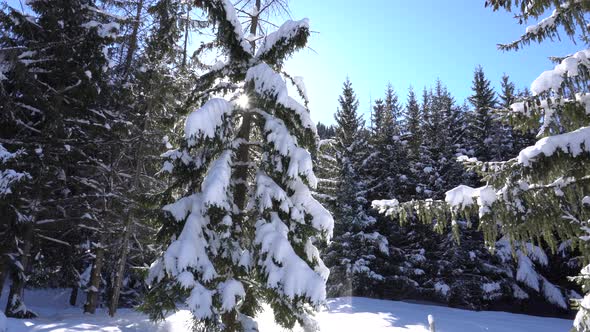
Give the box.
[182,6,191,69]
[84,234,105,314]
[108,214,131,317]
[122,0,144,80]
[0,258,7,299]
[108,106,148,316]
[69,286,78,306]
[5,223,36,318]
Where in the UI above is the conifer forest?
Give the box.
[1,0,590,331]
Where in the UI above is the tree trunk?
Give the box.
[69,286,78,306]
[233,0,260,213]
[182,6,190,69]
[5,223,36,318]
[122,0,144,80]
[108,214,131,317]
[84,235,105,314]
[0,259,7,299]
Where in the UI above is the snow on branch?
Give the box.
[200,150,233,209]
[445,185,496,218]
[289,180,334,236]
[517,126,590,166]
[0,169,28,197]
[185,98,233,146]
[255,172,291,213]
[0,144,21,163]
[371,199,400,217]
[256,110,317,186]
[255,212,327,306]
[246,63,315,130]
[0,144,28,197]
[255,171,333,237]
[531,49,590,95]
[219,0,252,53]
[498,1,585,51]
[256,19,310,66]
[203,0,252,60]
[81,21,120,38]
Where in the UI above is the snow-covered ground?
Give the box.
[2,288,573,331]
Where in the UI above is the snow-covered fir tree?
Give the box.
[414,80,468,200]
[404,87,422,164]
[366,84,410,202]
[142,1,333,330]
[323,78,388,298]
[467,66,501,161]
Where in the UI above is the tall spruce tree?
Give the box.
[0,0,211,318]
[467,66,499,161]
[141,1,333,330]
[324,78,388,298]
[366,84,409,202]
[498,73,536,158]
[404,87,422,162]
[414,80,467,200]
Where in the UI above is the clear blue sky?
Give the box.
[283,0,580,125]
[6,0,579,126]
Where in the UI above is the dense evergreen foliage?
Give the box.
[0,0,586,331]
[372,1,590,331]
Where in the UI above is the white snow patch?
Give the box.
[2,289,574,332]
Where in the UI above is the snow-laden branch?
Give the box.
[185,98,233,146]
[498,1,585,51]
[518,126,590,166]
[246,63,315,130]
[531,49,590,95]
[256,110,317,187]
[255,212,327,306]
[256,19,310,67]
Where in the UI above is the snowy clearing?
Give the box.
[2,288,572,332]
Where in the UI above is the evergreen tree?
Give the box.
[366,84,409,202]
[498,74,536,158]
[314,139,338,218]
[0,0,194,317]
[404,87,422,162]
[316,122,336,139]
[324,78,388,298]
[0,145,29,302]
[414,80,467,200]
[467,65,499,161]
[498,73,516,109]
[142,1,333,330]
